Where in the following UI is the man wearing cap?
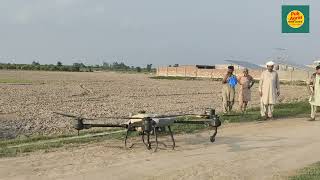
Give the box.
[222,66,237,113]
[259,61,280,119]
[308,65,320,121]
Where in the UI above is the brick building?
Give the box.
[156,64,312,82]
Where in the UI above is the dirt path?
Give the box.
[1,118,320,180]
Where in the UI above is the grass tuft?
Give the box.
[289,162,320,180]
[221,101,309,123]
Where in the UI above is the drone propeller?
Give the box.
[152,113,196,118]
[53,112,98,120]
[53,112,79,118]
[54,112,201,121]
[53,112,146,121]
[97,113,197,119]
[95,116,145,120]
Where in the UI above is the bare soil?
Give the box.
[0,118,319,180]
[0,70,308,137]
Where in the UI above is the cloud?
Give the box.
[0,0,96,25]
[14,8,33,25]
[54,0,78,7]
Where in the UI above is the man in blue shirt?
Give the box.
[222,66,238,113]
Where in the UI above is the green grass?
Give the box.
[0,78,32,84]
[289,162,320,180]
[280,80,307,86]
[0,129,131,158]
[0,101,311,157]
[221,101,309,123]
[0,128,123,147]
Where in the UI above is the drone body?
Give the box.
[54,108,221,152]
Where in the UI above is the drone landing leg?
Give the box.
[125,125,131,148]
[142,131,147,147]
[168,126,175,150]
[210,127,218,143]
[154,127,159,152]
[146,132,151,150]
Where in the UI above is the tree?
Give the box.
[61,66,70,71]
[7,63,17,70]
[102,62,110,70]
[72,63,81,72]
[110,62,130,70]
[79,63,86,68]
[49,64,58,71]
[40,65,50,71]
[32,61,40,66]
[57,61,63,66]
[21,64,32,70]
[146,64,153,72]
[136,66,142,72]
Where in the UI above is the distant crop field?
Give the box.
[0,78,32,84]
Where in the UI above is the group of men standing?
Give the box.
[222,61,320,120]
[222,61,280,120]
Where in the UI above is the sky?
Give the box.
[0,0,318,67]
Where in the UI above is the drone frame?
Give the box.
[54,108,221,152]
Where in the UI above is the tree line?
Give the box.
[0,61,155,73]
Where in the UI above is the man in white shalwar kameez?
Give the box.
[308,65,320,121]
[259,61,280,119]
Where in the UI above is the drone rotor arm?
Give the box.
[53,112,79,118]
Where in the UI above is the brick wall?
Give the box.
[157,66,311,81]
